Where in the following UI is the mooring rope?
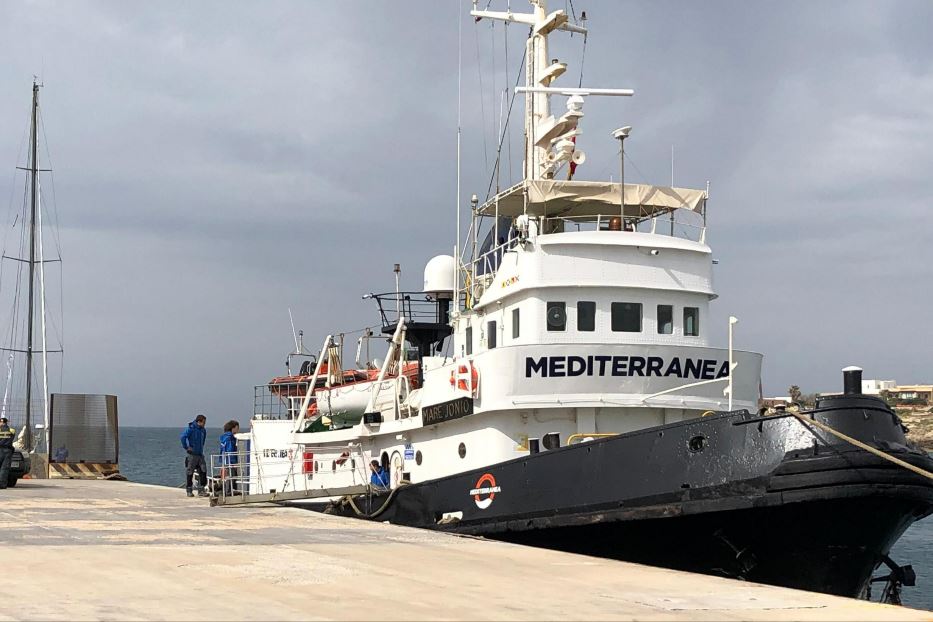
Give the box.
[345,482,409,519]
[791,412,933,481]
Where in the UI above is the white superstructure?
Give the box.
[236,0,762,502]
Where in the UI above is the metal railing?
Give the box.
[539,211,708,243]
[366,291,445,330]
[209,442,370,506]
[253,381,312,421]
[464,211,708,305]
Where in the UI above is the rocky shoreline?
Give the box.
[899,408,933,452]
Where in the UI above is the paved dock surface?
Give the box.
[2,479,929,621]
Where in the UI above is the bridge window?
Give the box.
[657,305,673,334]
[611,302,642,332]
[465,326,473,355]
[577,301,596,332]
[546,301,566,332]
[487,321,497,349]
[684,307,700,336]
[512,308,520,339]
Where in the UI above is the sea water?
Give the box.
[118,426,933,610]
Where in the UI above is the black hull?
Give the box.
[501,491,924,596]
[322,395,933,597]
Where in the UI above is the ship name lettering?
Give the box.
[422,397,475,425]
[525,356,730,380]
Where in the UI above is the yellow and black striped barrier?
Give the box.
[48,462,123,480]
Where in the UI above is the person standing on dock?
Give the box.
[0,417,14,490]
[180,414,208,497]
[219,420,240,496]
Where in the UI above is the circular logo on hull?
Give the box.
[470,473,501,509]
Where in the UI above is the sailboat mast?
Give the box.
[24,80,39,452]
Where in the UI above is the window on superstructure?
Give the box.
[512,308,520,339]
[684,307,700,336]
[657,305,673,335]
[465,326,473,355]
[577,301,596,332]
[487,321,497,349]
[611,302,642,332]
[546,302,566,332]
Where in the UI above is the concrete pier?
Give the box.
[2,479,929,621]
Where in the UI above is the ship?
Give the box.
[226,0,933,600]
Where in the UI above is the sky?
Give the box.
[1,0,932,427]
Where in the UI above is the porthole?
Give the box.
[688,435,707,453]
[415,450,423,466]
[458,442,466,459]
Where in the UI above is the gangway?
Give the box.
[208,443,373,507]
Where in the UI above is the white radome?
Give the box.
[423,254,456,298]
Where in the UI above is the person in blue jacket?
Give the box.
[219,420,240,496]
[180,414,208,497]
[369,459,390,490]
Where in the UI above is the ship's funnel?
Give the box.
[842,366,863,395]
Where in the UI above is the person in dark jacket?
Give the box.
[180,414,208,497]
[0,416,15,489]
[219,420,240,496]
[369,459,390,490]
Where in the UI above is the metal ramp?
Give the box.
[208,443,372,507]
[209,483,369,507]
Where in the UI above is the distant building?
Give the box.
[887,385,933,405]
[862,379,896,395]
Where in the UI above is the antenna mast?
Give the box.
[24,79,40,452]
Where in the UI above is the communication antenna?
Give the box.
[288,308,299,352]
[394,263,402,321]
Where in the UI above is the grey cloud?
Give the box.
[1,1,932,426]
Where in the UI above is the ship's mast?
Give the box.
[524,1,549,180]
[472,0,586,181]
[23,80,41,452]
[470,1,631,186]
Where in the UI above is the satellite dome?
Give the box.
[423,255,456,299]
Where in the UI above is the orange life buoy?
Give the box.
[449,360,479,396]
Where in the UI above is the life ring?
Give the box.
[449,360,479,396]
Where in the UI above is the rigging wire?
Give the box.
[578,27,587,88]
[474,23,490,174]
[456,0,463,277]
[36,108,64,363]
[490,19,498,186]
[38,109,64,259]
[504,20,513,185]
[483,51,526,203]
[0,107,33,305]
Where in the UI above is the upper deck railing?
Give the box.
[365,291,448,333]
[466,206,708,304]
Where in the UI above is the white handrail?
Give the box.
[640,362,739,405]
[363,318,406,417]
[291,335,333,434]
